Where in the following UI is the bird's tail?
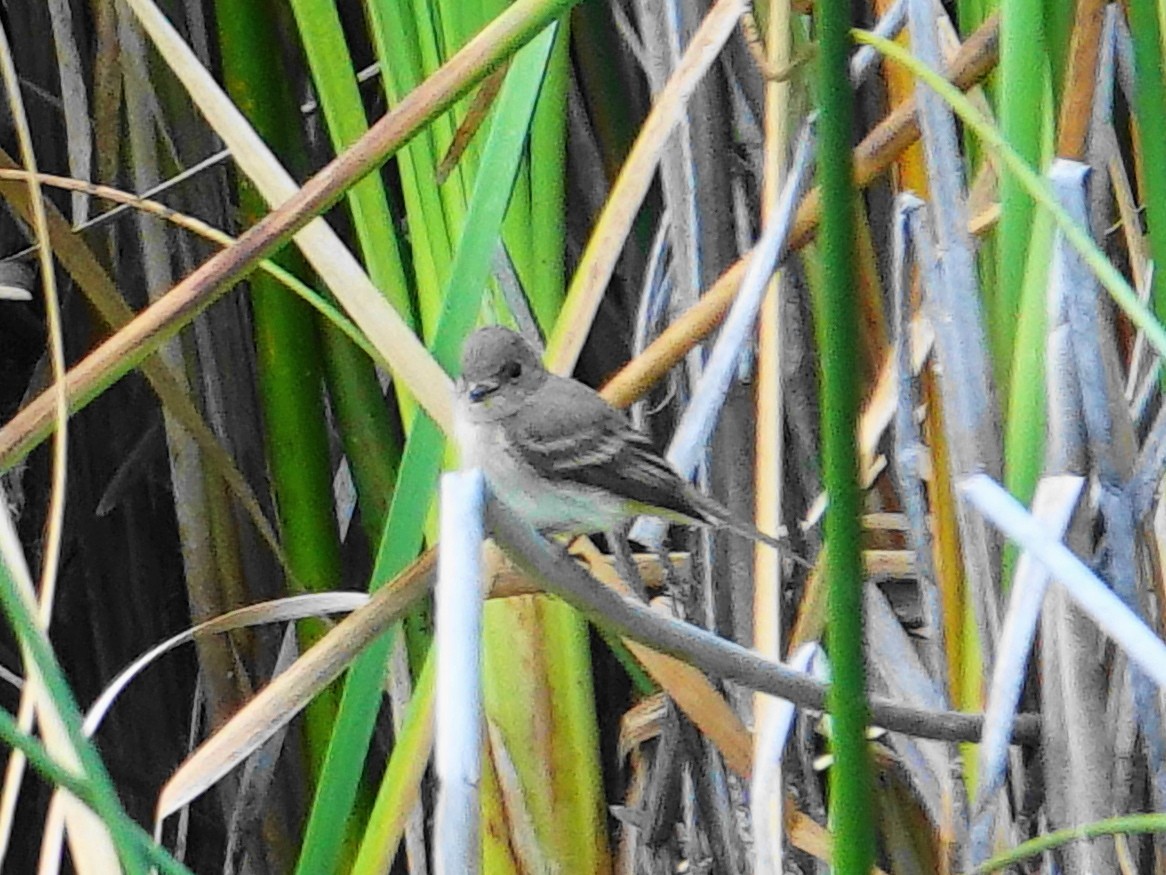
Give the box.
[681,486,789,552]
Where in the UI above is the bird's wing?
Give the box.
[510,377,706,522]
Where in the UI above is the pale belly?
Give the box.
[453,411,626,534]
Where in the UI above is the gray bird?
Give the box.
[453,325,786,550]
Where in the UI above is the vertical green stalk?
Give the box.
[1003,166,1055,582]
[814,1,873,872]
[1128,0,1166,334]
[1041,0,1073,103]
[285,0,418,600]
[367,0,455,334]
[517,17,568,331]
[215,0,344,788]
[955,0,990,33]
[285,0,415,546]
[995,0,1046,392]
[286,0,413,322]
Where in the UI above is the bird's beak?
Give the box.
[467,380,498,403]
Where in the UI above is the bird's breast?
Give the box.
[452,407,624,533]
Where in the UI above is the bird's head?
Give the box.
[456,326,547,419]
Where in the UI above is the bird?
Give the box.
[452,325,786,550]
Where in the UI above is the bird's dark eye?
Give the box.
[501,361,522,381]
